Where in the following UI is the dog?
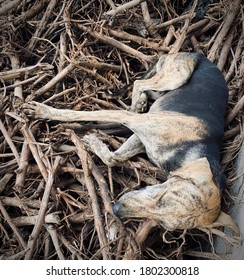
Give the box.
[23,52,228,231]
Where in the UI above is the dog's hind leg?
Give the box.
[83,134,145,167]
[131,53,199,112]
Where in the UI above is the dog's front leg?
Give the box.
[83,134,145,167]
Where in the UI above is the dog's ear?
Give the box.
[170,157,213,185]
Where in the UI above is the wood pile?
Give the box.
[0,0,243,259]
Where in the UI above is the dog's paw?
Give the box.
[22,101,50,120]
[134,92,148,113]
[131,92,148,113]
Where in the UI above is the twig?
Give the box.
[208,0,242,62]
[170,0,198,53]
[155,13,193,30]
[0,75,40,91]
[0,0,23,16]
[6,52,23,100]
[77,24,155,65]
[0,173,14,194]
[27,0,58,50]
[124,220,157,259]
[46,224,65,260]
[24,156,62,259]
[0,119,20,164]
[75,64,112,88]
[0,199,26,249]
[59,234,83,260]
[105,0,116,10]
[225,95,244,125]
[68,130,110,260]
[108,29,169,51]
[217,26,235,71]
[0,63,53,81]
[14,141,31,193]
[225,29,244,82]
[26,63,75,102]
[105,0,145,16]
[21,125,48,182]
[13,0,47,27]
[12,212,61,226]
[141,1,158,38]
[43,87,76,104]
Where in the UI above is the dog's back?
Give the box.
[149,53,228,183]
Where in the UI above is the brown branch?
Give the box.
[225,95,244,125]
[0,199,26,249]
[0,0,23,16]
[77,24,155,65]
[24,156,62,259]
[0,63,53,82]
[27,0,58,51]
[217,26,235,71]
[13,0,48,27]
[105,0,145,16]
[46,224,65,260]
[0,119,20,164]
[21,125,48,182]
[68,130,110,260]
[26,63,75,102]
[170,0,198,53]
[14,141,31,193]
[108,29,169,52]
[208,0,242,62]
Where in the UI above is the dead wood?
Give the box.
[0,0,243,260]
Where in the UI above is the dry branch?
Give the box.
[69,130,110,260]
[105,0,145,16]
[207,0,242,62]
[24,156,62,259]
[0,0,23,16]
[77,24,155,65]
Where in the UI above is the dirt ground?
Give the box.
[0,0,243,259]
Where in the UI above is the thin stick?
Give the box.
[27,0,58,50]
[0,0,23,16]
[0,119,20,164]
[0,199,26,249]
[68,130,110,260]
[225,95,244,125]
[208,0,242,62]
[77,24,155,65]
[24,156,62,259]
[46,224,65,260]
[26,63,75,102]
[170,0,198,53]
[105,0,145,16]
[21,125,48,182]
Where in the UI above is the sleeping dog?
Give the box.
[23,52,228,231]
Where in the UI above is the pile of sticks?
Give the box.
[0,0,243,259]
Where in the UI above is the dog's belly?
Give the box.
[145,141,205,171]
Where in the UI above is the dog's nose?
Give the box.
[113,202,121,217]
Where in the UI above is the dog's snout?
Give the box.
[113,202,122,217]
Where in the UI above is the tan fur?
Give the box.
[131,53,198,112]
[116,158,220,230]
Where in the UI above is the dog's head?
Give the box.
[113,157,221,231]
